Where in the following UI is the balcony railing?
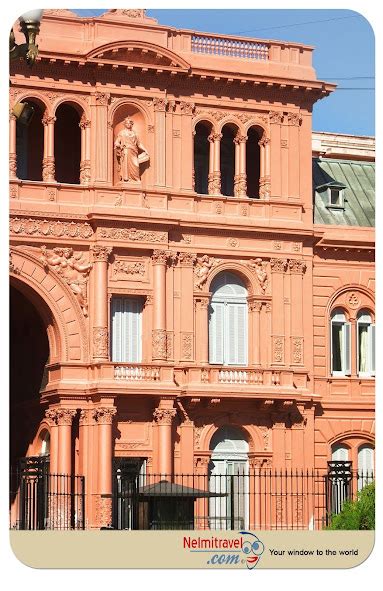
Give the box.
[191,34,269,61]
[114,365,161,381]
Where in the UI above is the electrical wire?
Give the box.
[232,14,362,35]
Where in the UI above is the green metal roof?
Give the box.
[313,158,375,227]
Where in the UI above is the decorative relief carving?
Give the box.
[194,255,219,290]
[292,242,301,252]
[194,426,204,449]
[273,241,282,250]
[90,245,112,262]
[79,409,93,426]
[178,252,197,266]
[270,258,287,273]
[180,101,195,115]
[248,300,262,312]
[10,186,18,199]
[10,217,94,238]
[79,114,91,129]
[248,258,269,293]
[9,252,21,275]
[259,175,271,198]
[167,101,176,113]
[234,173,247,197]
[42,112,56,126]
[153,97,167,111]
[166,331,174,360]
[9,154,17,177]
[273,336,284,363]
[148,124,155,133]
[80,160,91,184]
[347,292,361,309]
[181,234,192,244]
[258,426,270,451]
[226,238,239,248]
[215,202,223,214]
[151,249,169,265]
[93,407,117,425]
[201,368,209,383]
[40,246,92,316]
[269,111,284,124]
[181,332,193,360]
[172,129,181,138]
[94,92,110,105]
[153,408,177,425]
[152,329,167,359]
[208,172,222,195]
[287,112,302,126]
[292,337,304,364]
[240,205,248,216]
[288,259,306,274]
[113,260,146,277]
[56,408,77,426]
[42,157,55,182]
[93,327,109,358]
[99,227,167,243]
[280,139,288,148]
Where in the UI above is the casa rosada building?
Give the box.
[9,9,375,531]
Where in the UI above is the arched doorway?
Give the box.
[209,426,249,530]
[194,121,211,194]
[54,103,81,184]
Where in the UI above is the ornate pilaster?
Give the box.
[208,132,222,194]
[234,133,247,197]
[42,112,56,182]
[154,406,177,476]
[152,329,167,360]
[90,246,112,360]
[151,250,169,360]
[9,111,17,179]
[79,114,91,184]
[93,406,116,528]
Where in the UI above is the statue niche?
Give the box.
[114,113,149,184]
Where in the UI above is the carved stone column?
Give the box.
[45,408,60,474]
[268,111,283,199]
[79,114,91,185]
[234,133,247,197]
[289,259,306,367]
[93,407,117,527]
[90,246,113,360]
[56,409,77,475]
[153,406,177,477]
[270,259,287,366]
[207,132,215,194]
[208,132,222,194]
[249,301,262,366]
[42,111,56,182]
[151,250,168,360]
[258,134,271,198]
[93,92,110,184]
[178,252,197,362]
[9,111,17,179]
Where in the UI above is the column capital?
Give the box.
[56,408,77,426]
[94,91,110,106]
[270,258,288,273]
[79,114,91,129]
[233,133,248,144]
[287,112,302,126]
[153,97,167,112]
[151,249,169,265]
[45,408,60,425]
[93,407,117,425]
[179,101,195,115]
[258,134,271,147]
[90,245,113,262]
[42,111,56,126]
[153,408,177,425]
[269,110,284,124]
[79,409,94,426]
[178,252,197,266]
[288,259,307,274]
[208,132,223,143]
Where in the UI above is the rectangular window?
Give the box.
[358,323,375,376]
[111,297,142,362]
[331,321,351,376]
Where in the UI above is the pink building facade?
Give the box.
[10,9,375,531]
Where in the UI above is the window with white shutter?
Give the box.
[357,445,374,491]
[111,297,142,362]
[357,311,375,377]
[209,272,248,366]
[331,309,351,376]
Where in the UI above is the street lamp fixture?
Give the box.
[10,9,43,67]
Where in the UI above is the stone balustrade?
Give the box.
[114,365,161,381]
[191,34,269,61]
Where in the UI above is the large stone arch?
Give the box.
[10,247,88,362]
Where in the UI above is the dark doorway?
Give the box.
[54,103,81,184]
[194,121,211,194]
[246,127,261,198]
[220,125,237,196]
[16,100,44,181]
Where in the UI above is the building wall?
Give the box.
[9,9,374,529]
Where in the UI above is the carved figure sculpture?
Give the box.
[194,255,215,290]
[114,118,149,182]
[40,246,92,316]
[249,258,269,293]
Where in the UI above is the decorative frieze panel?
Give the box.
[93,327,109,359]
[291,337,304,365]
[10,216,94,239]
[152,329,167,360]
[181,332,194,361]
[98,227,167,243]
[272,336,285,364]
[112,258,148,282]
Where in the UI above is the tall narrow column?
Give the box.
[152,250,168,361]
[178,252,197,362]
[153,405,177,477]
[45,408,60,474]
[207,133,215,194]
[42,111,56,182]
[79,113,91,185]
[93,91,110,184]
[9,111,17,179]
[259,134,271,199]
[90,246,113,361]
[249,301,262,366]
[289,259,306,367]
[270,259,287,366]
[93,407,117,528]
[57,409,76,475]
[268,111,283,199]
[208,132,222,194]
[234,133,247,197]
[153,97,167,187]
[195,296,210,364]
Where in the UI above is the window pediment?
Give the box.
[87,42,191,73]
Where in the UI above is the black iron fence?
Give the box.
[10,464,374,531]
[112,467,374,531]
[10,469,85,530]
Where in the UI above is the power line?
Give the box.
[232,14,361,35]
[324,77,374,80]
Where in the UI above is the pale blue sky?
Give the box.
[73,9,374,136]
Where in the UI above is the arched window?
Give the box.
[357,444,374,490]
[220,124,237,196]
[357,311,375,377]
[246,127,262,198]
[16,100,44,181]
[209,272,248,366]
[194,122,211,194]
[209,426,249,530]
[331,444,349,462]
[54,103,81,184]
[40,431,50,456]
[330,309,351,376]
